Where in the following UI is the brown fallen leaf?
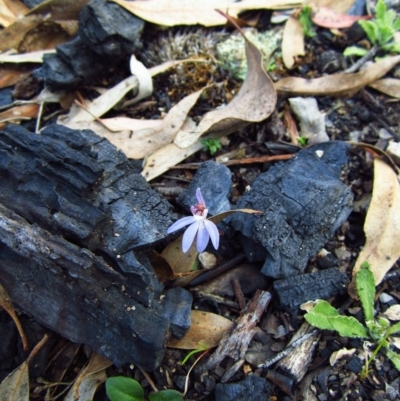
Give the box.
[349,158,400,297]
[0,283,28,350]
[369,78,400,99]
[304,0,356,14]
[64,353,112,401]
[0,0,29,27]
[0,67,33,89]
[111,0,302,27]
[311,6,370,29]
[282,14,304,69]
[0,104,39,129]
[18,20,78,53]
[276,55,400,97]
[168,310,234,349]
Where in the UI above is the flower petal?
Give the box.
[167,216,197,234]
[204,219,220,250]
[196,222,210,253]
[196,188,206,205]
[182,221,200,252]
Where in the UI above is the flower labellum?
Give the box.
[167,188,220,253]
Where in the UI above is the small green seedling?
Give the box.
[297,136,308,147]
[106,376,183,401]
[344,0,400,57]
[201,138,222,155]
[304,261,400,377]
[298,6,316,38]
[181,343,209,365]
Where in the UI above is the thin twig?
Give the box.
[345,46,379,73]
[138,366,158,393]
[258,330,318,368]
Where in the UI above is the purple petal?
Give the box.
[182,221,200,252]
[190,205,196,215]
[196,222,210,253]
[167,216,196,234]
[204,220,220,250]
[196,188,205,205]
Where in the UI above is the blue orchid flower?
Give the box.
[167,188,220,253]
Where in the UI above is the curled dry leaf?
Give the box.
[111,0,302,27]
[369,78,400,99]
[282,15,304,70]
[350,158,400,297]
[276,55,400,97]
[167,310,234,349]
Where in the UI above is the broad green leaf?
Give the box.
[304,300,340,331]
[105,377,144,401]
[305,300,368,338]
[356,261,375,322]
[388,321,400,335]
[328,315,369,338]
[359,20,379,44]
[384,42,400,53]
[375,0,386,21]
[149,390,183,401]
[343,46,368,57]
[387,349,400,371]
[393,17,400,32]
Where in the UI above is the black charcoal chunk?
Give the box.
[161,287,193,339]
[230,141,353,278]
[34,0,144,87]
[177,161,231,215]
[215,375,272,401]
[273,268,349,312]
[0,123,192,369]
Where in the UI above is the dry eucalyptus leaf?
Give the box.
[385,304,400,321]
[282,15,304,69]
[0,361,29,401]
[350,158,400,296]
[0,50,56,63]
[276,55,400,97]
[369,78,400,99]
[0,104,39,129]
[0,15,44,52]
[168,310,234,349]
[64,353,111,401]
[0,67,32,89]
[173,35,276,149]
[111,0,301,27]
[0,0,29,27]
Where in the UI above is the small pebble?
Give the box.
[380,292,394,303]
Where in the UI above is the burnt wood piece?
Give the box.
[202,290,271,372]
[276,323,320,383]
[230,141,353,279]
[273,268,349,313]
[0,124,192,370]
[36,0,144,87]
